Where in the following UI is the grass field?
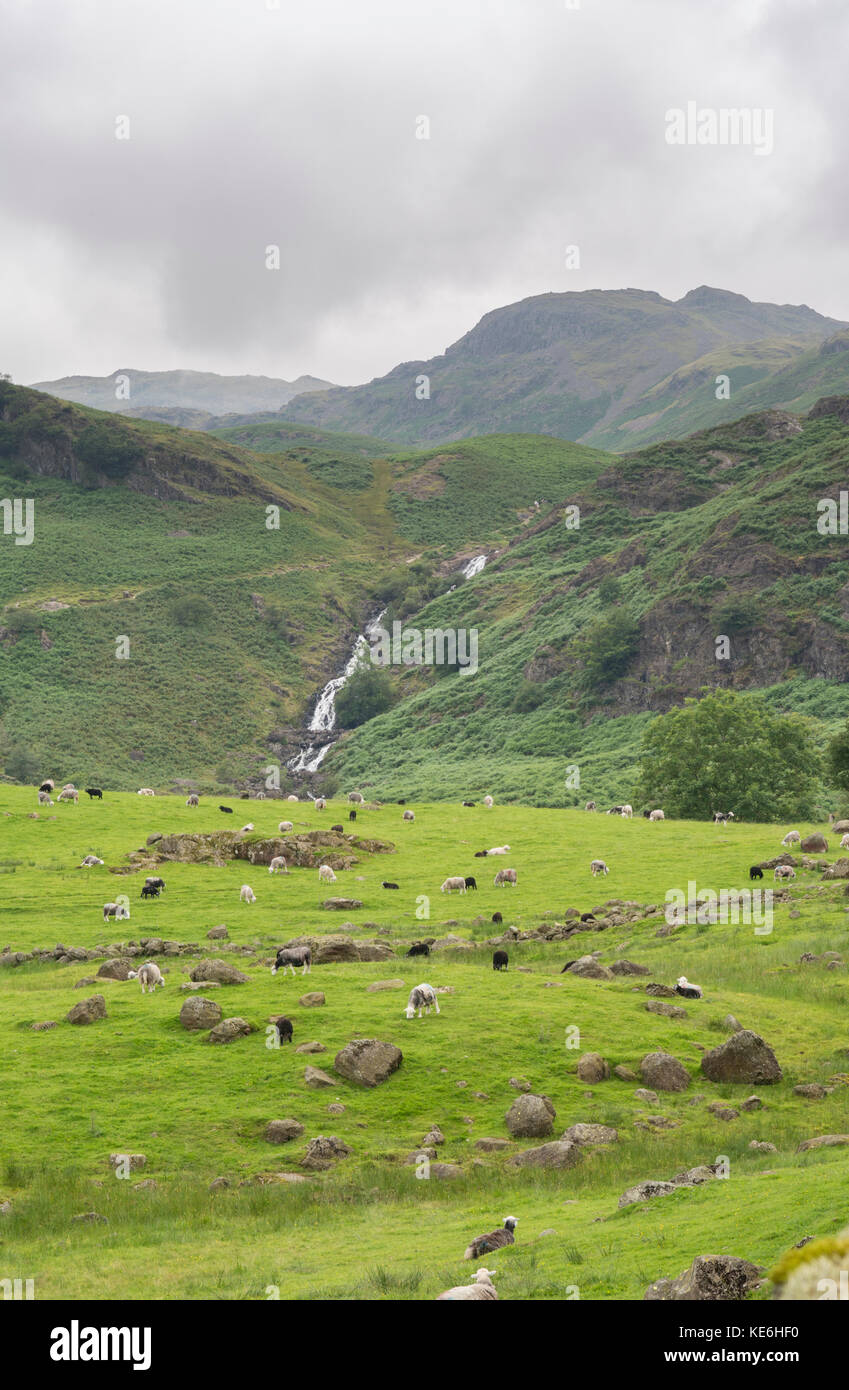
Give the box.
[1,788,847,1300]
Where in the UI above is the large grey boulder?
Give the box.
[700,1031,782,1085]
[576,1052,610,1083]
[189,959,249,985]
[562,1123,618,1145]
[265,1119,305,1144]
[97,958,134,981]
[505,1093,556,1138]
[66,995,107,1025]
[334,1038,402,1087]
[510,1140,581,1170]
[208,1017,254,1044]
[644,1254,762,1301]
[180,996,223,1030]
[301,1135,352,1170]
[618,1180,678,1208]
[640,1051,691,1092]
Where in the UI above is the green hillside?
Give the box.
[1,789,847,1299]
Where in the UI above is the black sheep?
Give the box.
[474,850,488,858]
[579,912,596,923]
[491,912,503,924]
[464,876,477,890]
[492,950,509,971]
[140,884,160,899]
[382,881,400,890]
[85,787,103,799]
[330,824,344,832]
[749,865,764,880]
[462,800,476,807]
[405,942,430,958]
[275,1016,293,1045]
[219,805,234,814]
[349,809,357,821]
[560,959,578,973]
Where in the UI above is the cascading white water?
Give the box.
[462,553,487,578]
[287,609,387,775]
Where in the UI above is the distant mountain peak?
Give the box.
[676,285,753,308]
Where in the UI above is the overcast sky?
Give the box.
[2,0,847,387]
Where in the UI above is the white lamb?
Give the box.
[240,884,257,903]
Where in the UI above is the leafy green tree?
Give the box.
[597,576,621,605]
[170,596,213,627]
[634,688,822,821]
[3,742,42,784]
[574,609,640,690]
[335,657,394,728]
[826,721,849,797]
[75,423,144,480]
[511,679,545,713]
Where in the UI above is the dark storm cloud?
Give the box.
[1,0,846,386]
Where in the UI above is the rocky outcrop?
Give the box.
[644,1254,762,1301]
[333,1039,402,1087]
[504,1094,556,1138]
[700,1031,782,1085]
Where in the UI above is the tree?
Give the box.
[170,596,212,627]
[574,609,640,690]
[3,742,41,784]
[827,721,849,797]
[75,423,143,480]
[634,688,822,822]
[335,657,394,728]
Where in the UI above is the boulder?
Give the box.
[614,1064,638,1081]
[510,1140,581,1170]
[796,1134,849,1152]
[644,1255,762,1301]
[108,1153,145,1171]
[97,958,134,981]
[366,979,405,992]
[180,996,223,1030]
[474,1137,512,1152]
[619,1180,678,1208]
[430,1163,463,1180]
[740,1095,763,1112]
[564,955,613,980]
[576,1052,610,1083]
[833,819,849,833]
[31,1020,57,1031]
[299,992,326,1007]
[304,1066,335,1088]
[321,898,364,911]
[66,995,107,1025]
[640,1051,691,1092]
[207,925,229,939]
[189,959,249,985]
[645,1001,687,1019]
[700,1031,782,1085]
[265,1119,305,1144]
[610,959,650,976]
[300,1135,352,1170]
[723,1014,743,1032]
[645,983,678,998]
[801,833,828,853]
[562,1123,618,1145]
[333,1038,403,1087]
[634,1088,659,1104]
[820,858,849,880]
[208,1017,254,1044]
[295,1041,327,1054]
[794,1083,827,1099]
[505,1093,556,1138]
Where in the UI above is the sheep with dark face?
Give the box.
[590,859,609,877]
[675,975,703,999]
[140,883,160,899]
[85,787,103,800]
[219,805,233,814]
[39,780,54,793]
[404,983,440,1019]
[186,794,199,806]
[463,1216,517,1261]
[749,866,764,880]
[464,876,477,890]
[492,950,509,971]
[275,1016,294,1045]
[491,912,502,924]
[405,942,430,958]
[145,876,166,893]
[348,810,357,822]
[271,945,311,977]
[402,810,415,821]
[437,1268,498,1301]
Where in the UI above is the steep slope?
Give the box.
[29,367,333,416]
[282,286,846,447]
[326,400,849,804]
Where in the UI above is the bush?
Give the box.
[170,596,213,628]
[712,595,760,633]
[335,658,394,728]
[511,680,546,713]
[574,610,640,690]
[3,743,41,783]
[75,423,144,480]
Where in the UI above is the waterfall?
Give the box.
[462,553,487,579]
[287,609,387,775]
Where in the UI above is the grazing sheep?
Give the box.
[382,881,400,890]
[80,854,103,867]
[348,810,357,822]
[405,942,430,958]
[782,831,801,847]
[57,788,79,803]
[649,809,665,821]
[129,961,164,994]
[749,866,764,880]
[462,800,476,807]
[437,1268,498,1301]
[491,911,502,925]
[102,902,129,921]
[186,794,199,806]
[278,821,294,833]
[774,864,796,881]
[314,798,326,811]
[590,859,609,877]
[440,876,467,894]
[713,811,735,824]
[331,823,344,832]
[241,823,254,833]
[275,1016,294,1044]
[240,884,257,903]
[493,868,517,887]
[287,795,299,802]
[318,864,337,884]
[483,795,494,808]
[271,945,312,976]
[464,875,477,890]
[492,950,509,971]
[137,788,155,797]
[621,804,633,819]
[268,856,289,875]
[84,785,104,799]
[404,983,440,1019]
[140,884,160,899]
[219,805,233,814]
[37,791,53,806]
[607,805,626,816]
[579,912,596,923]
[675,975,703,999]
[474,850,488,858]
[402,810,415,822]
[464,1216,517,1261]
[39,780,55,793]
[347,791,364,803]
[842,834,849,850]
[145,877,166,893]
[487,845,510,855]
[585,800,596,811]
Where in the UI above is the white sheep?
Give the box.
[675,975,703,999]
[286,795,299,802]
[437,1269,498,1301]
[37,791,53,806]
[278,821,294,832]
[781,831,801,847]
[241,822,254,833]
[621,804,633,818]
[649,809,665,821]
[268,856,289,874]
[80,855,103,867]
[240,884,257,903]
[493,867,518,887]
[318,864,337,884]
[404,983,440,1019]
[841,834,849,850]
[186,794,199,806]
[402,810,415,822]
[487,845,510,855]
[483,795,494,808]
[137,788,155,796]
[774,864,796,881]
[440,876,467,893]
[314,797,326,811]
[590,859,609,877]
[129,961,165,993]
